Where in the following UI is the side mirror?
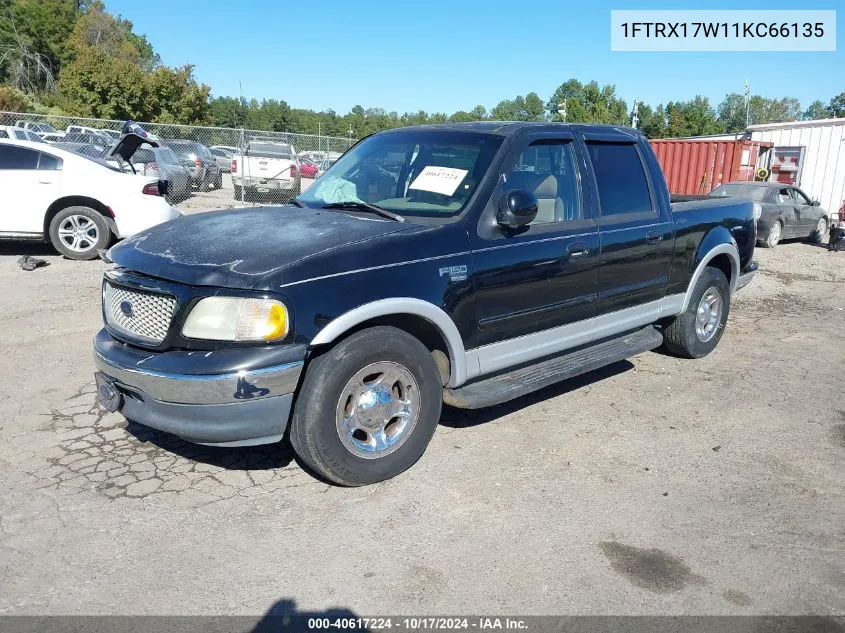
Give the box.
[812,200,821,207]
[497,189,538,230]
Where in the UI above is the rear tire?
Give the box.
[762,221,782,248]
[662,267,731,359]
[233,185,243,202]
[290,326,443,486]
[215,172,223,189]
[48,206,110,261]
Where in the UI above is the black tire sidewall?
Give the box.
[810,217,827,243]
[291,327,443,486]
[675,268,731,358]
[48,206,110,260]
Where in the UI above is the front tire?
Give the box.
[48,206,110,261]
[809,217,828,244]
[662,267,731,359]
[290,326,443,486]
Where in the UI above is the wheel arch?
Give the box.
[309,298,469,388]
[681,239,740,313]
[44,196,115,237]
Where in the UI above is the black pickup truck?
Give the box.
[93,122,757,486]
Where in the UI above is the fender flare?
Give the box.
[680,242,740,313]
[309,298,469,387]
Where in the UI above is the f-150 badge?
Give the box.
[439,265,468,282]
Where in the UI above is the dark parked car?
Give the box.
[93,122,757,486]
[709,182,830,248]
[209,146,234,173]
[162,140,222,191]
[114,145,192,203]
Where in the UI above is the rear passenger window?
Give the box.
[505,141,582,224]
[587,142,653,216]
[0,145,39,169]
[38,152,62,170]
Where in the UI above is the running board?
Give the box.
[443,326,664,409]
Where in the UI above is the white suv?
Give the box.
[0,139,182,260]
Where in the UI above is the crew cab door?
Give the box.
[0,145,61,235]
[469,133,599,347]
[581,133,674,314]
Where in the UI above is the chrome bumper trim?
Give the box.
[93,351,303,405]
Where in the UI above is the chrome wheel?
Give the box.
[767,222,781,247]
[695,287,723,343]
[57,215,99,253]
[814,217,828,242]
[335,361,420,459]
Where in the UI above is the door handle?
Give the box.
[646,230,663,243]
[566,242,590,259]
[37,180,52,185]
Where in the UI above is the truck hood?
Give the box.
[107,206,414,289]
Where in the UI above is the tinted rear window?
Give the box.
[587,142,653,216]
[0,145,39,169]
[248,143,292,158]
[709,184,767,201]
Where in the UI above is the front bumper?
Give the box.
[93,329,305,446]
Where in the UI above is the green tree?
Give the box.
[55,48,147,118]
[828,92,845,118]
[637,103,667,139]
[491,92,545,121]
[0,82,30,110]
[803,100,829,120]
[144,65,210,124]
[0,0,78,88]
[546,79,628,124]
[666,96,721,137]
[64,0,157,70]
[718,93,803,131]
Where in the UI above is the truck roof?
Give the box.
[377,121,642,138]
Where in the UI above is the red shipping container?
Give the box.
[649,138,771,196]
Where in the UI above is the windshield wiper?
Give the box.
[320,201,405,222]
[289,197,305,207]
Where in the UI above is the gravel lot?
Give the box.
[0,224,843,616]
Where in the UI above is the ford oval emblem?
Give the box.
[119,300,134,317]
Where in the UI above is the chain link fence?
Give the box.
[0,111,357,210]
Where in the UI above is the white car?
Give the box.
[0,125,44,143]
[0,138,182,260]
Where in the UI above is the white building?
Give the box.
[747,118,845,217]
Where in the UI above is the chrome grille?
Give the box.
[103,281,176,345]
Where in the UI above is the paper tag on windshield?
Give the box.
[408,166,468,196]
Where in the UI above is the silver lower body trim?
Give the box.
[93,351,303,405]
[465,294,685,380]
[735,270,756,292]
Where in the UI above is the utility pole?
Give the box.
[557,100,567,122]
[744,80,750,128]
[631,99,640,129]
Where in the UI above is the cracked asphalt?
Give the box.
[0,232,843,617]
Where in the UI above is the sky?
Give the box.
[107,0,843,115]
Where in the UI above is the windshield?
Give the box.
[297,130,502,217]
[709,184,768,201]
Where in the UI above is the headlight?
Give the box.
[752,202,762,220]
[182,297,288,341]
